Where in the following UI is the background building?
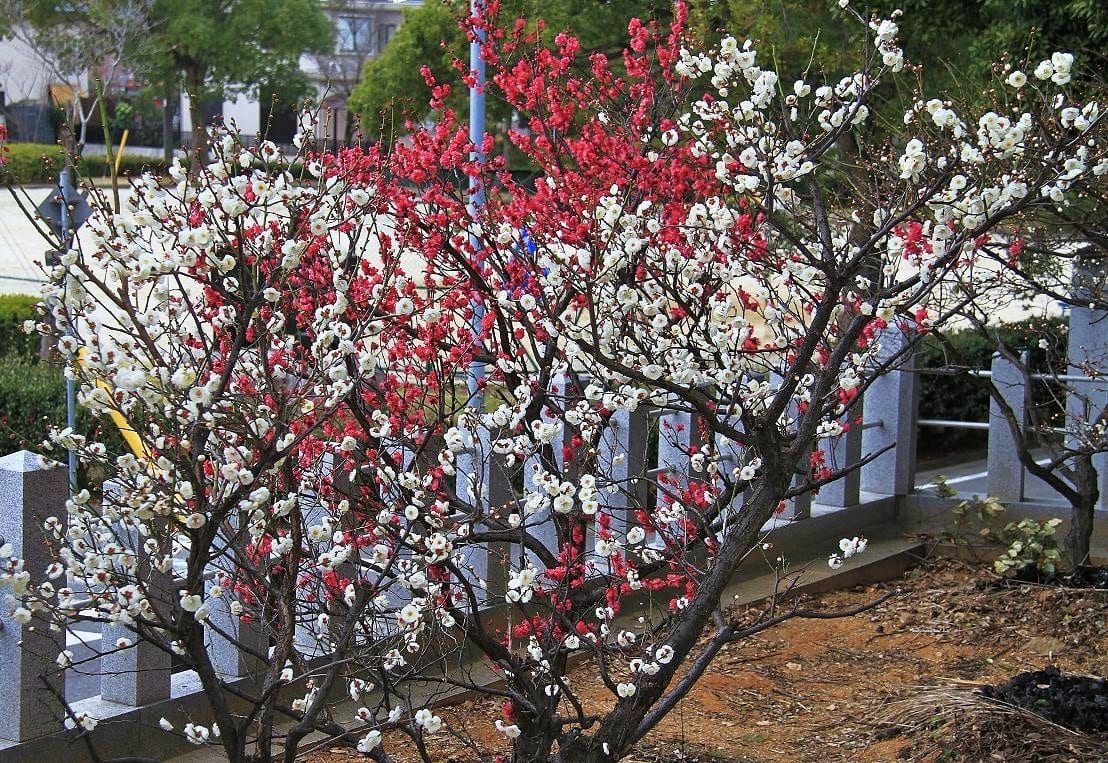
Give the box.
[180,0,420,145]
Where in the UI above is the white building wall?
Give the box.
[0,36,57,103]
[223,92,262,134]
[180,91,260,136]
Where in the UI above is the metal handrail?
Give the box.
[916,367,1097,384]
[917,418,990,431]
[917,417,1071,435]
[61,568,219,615]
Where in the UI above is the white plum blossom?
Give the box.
[357,730,382,752]
[828,537,868,568]
[183,723,210,745]
[496,720,522,738]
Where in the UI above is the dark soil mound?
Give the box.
[980,666,1108,733]
[1064,565,1108,589]
[990,564,1108,590]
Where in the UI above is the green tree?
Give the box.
[349,0,673,143]
[137,0,333,159]
[0,0,153,148]
[685,0,863,81]
[349,0,461,139]
[970,0,1108,72]
[688,1,1106,88]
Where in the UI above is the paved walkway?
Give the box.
[0,186,54,295]
[915,449,1062,503]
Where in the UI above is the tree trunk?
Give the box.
[1066,453,1098,567]
[188,94,209,176]
[183,617,249,762]
[163,85,177,165]
[511,726,557,763]
[573,481,790,761]
[185,67,211,176]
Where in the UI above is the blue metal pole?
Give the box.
[60,166,78,493]
[467,0,487,403]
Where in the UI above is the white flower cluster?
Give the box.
[827,536,868,569]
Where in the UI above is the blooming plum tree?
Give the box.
[8,2,1106,761]
[904,51,1108,567]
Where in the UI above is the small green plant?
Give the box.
[933,474,959,499]
[950,492,1006,536]
[939,482,1064,577]
[940,476,1006,543]
[994,517,1064,577]
[0,357,126,493]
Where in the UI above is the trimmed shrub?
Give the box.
[82,152,170,179]
[0,358,66,452]
[0,294,42,360]
[0,358,129,492]
[0,142,168,184]
[0,294,40,359]
[0,142,65,184]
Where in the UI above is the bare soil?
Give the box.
[312,558,1107,762]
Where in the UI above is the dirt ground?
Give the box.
[311,556,1107,762]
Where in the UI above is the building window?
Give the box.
[336,16,372,52]
[378,23,397,51]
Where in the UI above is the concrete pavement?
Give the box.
[0,185,54,296]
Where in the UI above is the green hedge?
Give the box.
[0,357,129,491]
[0,142,64,184]
[918,317,1068,457]
[0,294,41,360]
[0,358,67,453]
[0,142,168,184]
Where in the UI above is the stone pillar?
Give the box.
[456,428,514,599]
[0,451,67,741]
[1067,306,1108,509]
[207,511,268,680]
[521,420,561,570]
[520,453,552,570]
[861,334,920,497]
[768,373,812,520]
[656,408,702,486]
[712,414,750,532]
[820,396,863,508]
[208,583,268,680]
[99,503,172,705]
[988,352,1028,501]
[785,451,813,521]
[600,406,650,537]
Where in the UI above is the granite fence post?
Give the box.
[656,408,701,485]
[456,428,514,599]
[713,413,749,531]
[820,394,863,508]
[861,333,920,497]
[0,451,67,741]
[1066,306,1108,509]
[769,374,812,520]
[207,509,268,680]
[600,406,650,538]
[988,352,1029,502]
[99,483,172,705]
